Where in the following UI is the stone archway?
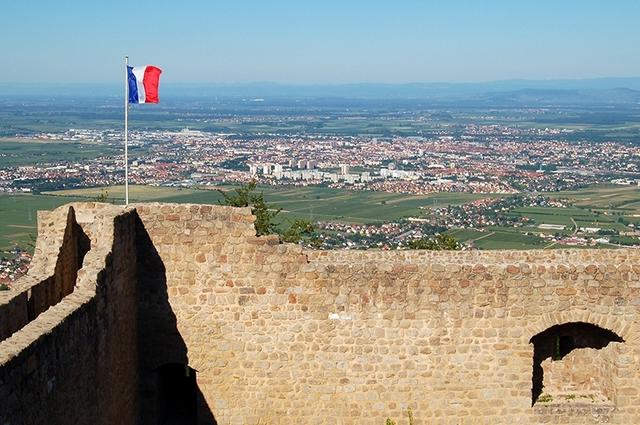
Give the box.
[525,311,631,341]
[529,322,624,406]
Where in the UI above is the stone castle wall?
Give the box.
[0,204,139,425]
[2,202,640,424]
[541,345,619,399]
[0,206,89,341]
[135,203,640,425]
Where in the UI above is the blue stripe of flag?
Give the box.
[127,66,139,104]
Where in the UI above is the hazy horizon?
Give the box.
[2,1,640,85]
[2,76,640,86]
[2,77,640,100]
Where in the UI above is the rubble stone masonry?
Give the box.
[1,202,640,424]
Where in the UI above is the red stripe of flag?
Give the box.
[142,66,162,104]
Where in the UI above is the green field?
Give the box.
[552,184,640,211]
[443,184,640,250]
[510,206,579,226]
[0,108,449,138]
[0,185,499,252]
[446,228,487,241]
[44,185,203,202]
[473,230,548,250]
[43,185,499,224]
[508,206,625,230]
[447,227,548,250]
[0,193,85,251]
[548,184,640,229]
[4,183,640,252]
[0,137,117,166]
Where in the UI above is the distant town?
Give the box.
[3,107,640,284]
[3,124,639,195]
[0,249,31,287]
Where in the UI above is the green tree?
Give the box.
[281,219,315,243]
[94,188,110,203]
[218,181,281,236]
[407,234,460,250]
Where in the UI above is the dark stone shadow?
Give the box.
[529,322,624,406]
[135,215,217,425]
[27,206,91,322]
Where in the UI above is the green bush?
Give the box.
[407,234,459,250]
[538,394,553,403]
[93,189,110,203]
[281,219,315,243]
[218,181,281,236]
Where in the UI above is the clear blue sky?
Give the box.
[1,0,639,84]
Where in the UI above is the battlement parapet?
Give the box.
[0,202,639,425]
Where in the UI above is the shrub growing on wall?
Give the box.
[407,234,459,250]
[281,219,315,243]
[217,181,281,236]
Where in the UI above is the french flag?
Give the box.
[127,65,162,104]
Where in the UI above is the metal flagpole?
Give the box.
[124,56,129,206]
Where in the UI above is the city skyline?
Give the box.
[2,0,640,85]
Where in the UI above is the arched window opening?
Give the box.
[530,322,624,406]
[155,363,197,425]
[555,334,575,359]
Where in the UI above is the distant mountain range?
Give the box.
[472,87,640,106]
[1,78,640,105]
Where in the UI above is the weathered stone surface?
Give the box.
[0,204,138,425]
[1,202,639,425]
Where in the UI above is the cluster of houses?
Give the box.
[0,249,32,288]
